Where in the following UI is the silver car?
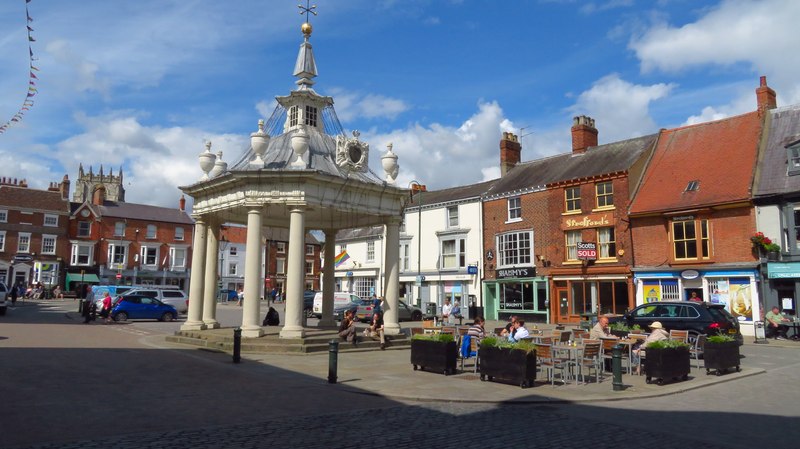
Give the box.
[356,299,424,322]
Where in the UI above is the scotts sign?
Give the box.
[577,242,597,260]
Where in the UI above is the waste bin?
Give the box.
[426,303,438,318]
[468,306,484,320]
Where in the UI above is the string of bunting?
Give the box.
[0,0,39,135]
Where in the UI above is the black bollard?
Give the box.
[233,327,242,364]
[612,344,624,391]
[328,339,339,384]
[78,301,83,314]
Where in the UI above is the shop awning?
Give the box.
[65,273,101,285]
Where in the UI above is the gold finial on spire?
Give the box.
[298,1,317,37]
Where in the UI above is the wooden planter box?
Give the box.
[645,346,690,385]
[478,346,537,388]
[610,330,629,338]
[704,341,740,376]
[410,340,458,375]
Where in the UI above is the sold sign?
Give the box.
[577,242,597,260]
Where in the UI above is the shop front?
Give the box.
[551,274,631,324]
[634,267,760,336]
[764,262,800,314]
[483,267,549,323]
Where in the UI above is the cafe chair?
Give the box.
[533,336,553,345]
[410,327,424,336]
[441,326,457,335]
[493,327,506,335]
[690,334,707,369]
[536,344,570,386]
[460,334,479,373]
[669,329,689,343]
[574,342,602,384]
[601,338,631,374]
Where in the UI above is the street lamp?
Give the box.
[409,180,427,308]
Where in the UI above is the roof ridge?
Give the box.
[663,110,759,134]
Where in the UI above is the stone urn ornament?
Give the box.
[381,143,399,185]
[209,150,227,178]
[250,119,270,167]
[198,141,217,180]
[291,125,310,168]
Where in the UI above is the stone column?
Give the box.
[318,229,337,328]
[383,220,401,335]
[202,220,221,329]
[181,217,208,331]
[280,207,306,338]
[241,207,264,338]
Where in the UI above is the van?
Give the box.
[312,292,362,318]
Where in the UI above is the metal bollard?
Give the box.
[233,327,242,364]
[612,344,624,391]
[328,339,339,384]
[78,301,83,314]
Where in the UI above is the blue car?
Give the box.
[112,294,178,322]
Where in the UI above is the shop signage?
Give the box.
[562,212,612,230]
[467,265,478,275]
[346,271,353,277]
[496,267,534,279]
[767,262,800,279]
[671,215,694,221]
[577,242,597,260]
[13,254,33,263]
[681,269,700,280]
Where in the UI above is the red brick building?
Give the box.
[482,120,655,324]
[627,79,774,334]
[0,177,71,290]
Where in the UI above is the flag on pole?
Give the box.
[334,250,350,268]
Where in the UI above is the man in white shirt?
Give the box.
[508,320,530,342]
[441,298,452,323]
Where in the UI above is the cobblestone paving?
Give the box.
[21,402,729,449]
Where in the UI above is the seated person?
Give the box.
[508,320,530,342]
[363,312,386,350]
[262,306,280,326]
[765,306,791,340]
[632,321,669,374]
[590,316,618,340]
[338,309,358,345]
[450,301,462,324]
[468,316,486,339]
[500,316,518,338]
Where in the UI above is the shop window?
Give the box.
[672,219,710,260]
[507,197,521,221]
[596,181,614,208]
[497,231,531,267]
[598,280,629,315]
[500,282,535,311]
[565,230,581,261]
[565,187,580,212]
[570,281,596,316]
[642,279,680,302]
[598,227,616,259]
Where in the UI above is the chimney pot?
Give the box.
[571,115,598,154]
[179,195,186,211]
[756,75,777,113]
[500,132,522,176]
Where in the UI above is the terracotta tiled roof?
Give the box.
[0,186,70,212]
[753,104,800,197]
[629,112,762,215]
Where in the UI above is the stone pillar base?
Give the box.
[241,326,264,338]
[280,325,306,339]
[384,324,401,336]
[181,321,208,331]
[203,320,221,329]
[317,318,337,328]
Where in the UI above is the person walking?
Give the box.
[100,292,114,324]
[82,286,96,324]
[236,288,244,307]
[9,283,18,306]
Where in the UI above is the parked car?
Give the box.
[312,292,361,318]
[611,301,743,345]
[303,290,317,318]
[334,298,371,321]
[98,286,188,313]
[356,299,424,322]
[0,282,8,315]
[111,294,178,322]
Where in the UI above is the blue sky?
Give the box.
[1,0,798,208]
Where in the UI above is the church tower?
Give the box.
[72,164,126,203]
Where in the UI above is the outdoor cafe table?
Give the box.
[551,343,583,386]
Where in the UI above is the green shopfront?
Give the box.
[483,266,549,323]
[764,262,800,314]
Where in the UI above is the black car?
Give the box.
[613,301,743,345]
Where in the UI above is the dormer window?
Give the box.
[788,143,800,176]
[685,180,700,192]
[289,106,299,127]
[305,105,318,127]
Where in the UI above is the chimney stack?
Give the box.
[60,174,70,200]
[500,132,521,176]
[179,195,186,212]
[756,75,777,114]
[92,185,106,206]
[572,116,598,154]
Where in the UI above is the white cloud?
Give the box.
[580,0,634,14]
[363,101,514,190]
[630,0,800,104]
[569,74,674,142]
[329,88,410,122]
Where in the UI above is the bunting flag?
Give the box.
[0,1,39,135]
[334,250,351,268]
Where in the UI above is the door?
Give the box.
[555,285,568,324]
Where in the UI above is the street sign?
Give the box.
[116,273,122,279]
[467,265,478,275]
[577,242,597,260]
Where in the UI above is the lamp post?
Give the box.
[409,180,427,308]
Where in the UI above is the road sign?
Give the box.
[116,273,122,279]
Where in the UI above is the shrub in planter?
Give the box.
[644,339,691,385]
[704,335,740,376]
[609,322,637,338]
[410,333,458,375]
[478,337,537,388]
